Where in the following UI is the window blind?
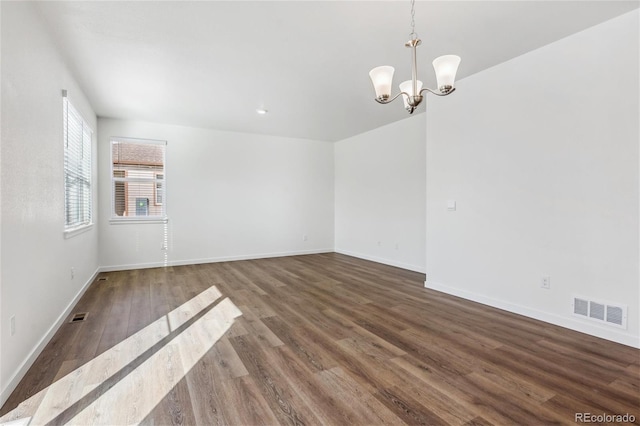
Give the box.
[64,94,93,230]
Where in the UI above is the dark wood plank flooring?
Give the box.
[1,253,638,425]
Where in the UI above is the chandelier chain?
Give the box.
[409,0,418,40]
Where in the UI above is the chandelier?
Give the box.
[369,0,461,114]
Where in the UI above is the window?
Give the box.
[111,138,166,221]
[64,92,93,232]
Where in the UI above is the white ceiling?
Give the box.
[34,1,639,142]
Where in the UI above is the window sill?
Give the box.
[110,217,168,225]
[64,223,94,239]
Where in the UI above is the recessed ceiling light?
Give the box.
[256,108,268,115]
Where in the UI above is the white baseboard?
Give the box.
[99,248,335,272]
[424,279,640,349]
[0,268,100,407]
[335,249,425,273]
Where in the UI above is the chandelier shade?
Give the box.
[369,66,395,100]
[432,55,461,93]
[399,80,423,111]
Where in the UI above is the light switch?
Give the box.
[447,200,456,211]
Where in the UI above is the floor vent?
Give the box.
[572,296,627,329]
[69,312,88,323]
[97,277,108,282]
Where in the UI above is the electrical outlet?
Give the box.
[10,315,16,336]
[71,267,75,280]
[541,276,551,289]
[303,234,308,242]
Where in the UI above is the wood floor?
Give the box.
[1,253,638,425]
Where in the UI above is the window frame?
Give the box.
[110,137,167,224]
[63,91,94,238]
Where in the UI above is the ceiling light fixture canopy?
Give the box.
[369,0,461,114]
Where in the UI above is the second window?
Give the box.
[111,137,167,220]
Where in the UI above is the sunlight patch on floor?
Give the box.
[0,285,242,425]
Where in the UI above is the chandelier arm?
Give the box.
[374,91,409,104]
[419,87,456,97]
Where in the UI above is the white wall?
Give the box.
[426,10,639,347]
[335,114,426,272]
[0,2,99,404]
[98,119,334,270]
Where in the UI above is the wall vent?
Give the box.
[69,312,88,323]
[606,306,624,326]
[572,296,627,329]
[589,301,605,321]
[573,298,589,316]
